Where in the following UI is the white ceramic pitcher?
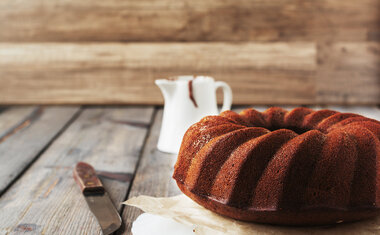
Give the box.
[155,75,232,154]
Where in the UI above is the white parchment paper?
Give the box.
[124,195,380,234]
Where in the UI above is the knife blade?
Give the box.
[73,162,122,235]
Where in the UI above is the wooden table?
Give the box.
[0,105,379,235]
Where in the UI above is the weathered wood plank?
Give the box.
[0,106,36,138]
[0,106,154,234]
[0,0,378,42]
[0,42,318,105]
[316,42,380,104]
[1,42,378,105]
[120,109,180,235]
[0,43,316,104]
[0,106,80,195]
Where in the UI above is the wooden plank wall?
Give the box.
[0,0,379,105]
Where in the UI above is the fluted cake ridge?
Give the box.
[173,107,380,225]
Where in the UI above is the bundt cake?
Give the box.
[173,107,380,225]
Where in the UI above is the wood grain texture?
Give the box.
[0,0,379,105]
[0,106,154,234]
[73,162,105,194]
[316,42,380,104]
[0,42,378,105]
[0,106,79,194]
[120,109,181,235]
[0,0,379,42]
[0,106,36,137]
[0,42,318,105]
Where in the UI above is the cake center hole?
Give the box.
[266,125,311,135]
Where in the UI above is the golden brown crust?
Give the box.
[173,107,380,225]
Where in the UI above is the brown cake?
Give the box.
[173,107,380,225]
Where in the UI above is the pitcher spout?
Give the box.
[155,79,176,101]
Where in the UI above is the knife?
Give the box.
[73,162,122,235]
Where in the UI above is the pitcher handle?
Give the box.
[215,81,233,112]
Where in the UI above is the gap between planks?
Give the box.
[0,106,154,235]
[114,107,158,235]
[119,108,181,235]
[0,106,81,196]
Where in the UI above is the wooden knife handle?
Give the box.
[73,162,104,194]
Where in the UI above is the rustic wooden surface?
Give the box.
[0,42,378,105]
[120,109,180,234]
[0,106,79,194]
[0,0,379,105]
[0,106,154,234]
[0,107,35,136]
[0,42,315,105]
[0,105,379,235]
[0,0,379,42]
